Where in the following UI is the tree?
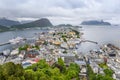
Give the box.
[51,68,60,76]
[57,58,66,73]
[66,70,77,79]
[58,58,65,66]
[37,59,49,69]
[87,64,96,80]
[14,64,24,77]
[2,62,16,79]
[104,69,113,77]
[8,75,21,80]
[0,65,4,80]
[66,63,80,79]
[2,62,25,80]
[96,74,114,80]
[24,70,35,80]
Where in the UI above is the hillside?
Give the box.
[11,18,53,29]
[0,25,9,32]
[81,20,111,25]
[0,18,20,27]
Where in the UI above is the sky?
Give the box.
[0,0,120,25]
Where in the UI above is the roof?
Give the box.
[74,60,86,65]
[60,53,75,57]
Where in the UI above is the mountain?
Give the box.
[0,25,9,32]
[81,20,111,25]
[0,18,20,27]
[11,18,53,29]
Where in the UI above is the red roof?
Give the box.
[33,58,40,62]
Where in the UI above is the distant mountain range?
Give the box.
[81,20,111,25]
[0,18,20,27]
[11,18,53,29]
[0,18,53,32]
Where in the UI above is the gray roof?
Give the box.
[74,60,86,65]
[60,53,75,57]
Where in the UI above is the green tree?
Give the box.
[58,58,65,66]
[104,69,114,77]
[0,65,4,80]
[8,75,21,80]
[37,59,49,69]
[57,58,66,73]
[66,63,80,79]
[51,68,60,76]
[14,64,24,77]
[2,62,16,79]
[24,70,35,80]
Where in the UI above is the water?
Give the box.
[78,25,120,53]
[0,28,48,52]
[0,26,120,53]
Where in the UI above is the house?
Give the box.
[61,42,69,49]
[3,49,10,56]
[25,50,39,58]
[74,60,86,66]
[109,50,117,56]
[10,49,19,55]
[59,53,75,65]
[90,62,104,74]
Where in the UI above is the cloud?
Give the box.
[0,0,120,24]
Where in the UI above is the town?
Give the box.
[0,27,120,80]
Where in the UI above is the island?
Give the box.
[81,20,111,25]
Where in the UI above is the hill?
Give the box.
[11,18,53,29]
[0,25,9,32]
[81,20,111,25]
[0,18,20,27]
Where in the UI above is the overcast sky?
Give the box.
[0,0,120,25]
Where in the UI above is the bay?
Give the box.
[0,26,120,53]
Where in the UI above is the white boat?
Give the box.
[9,37,25,44]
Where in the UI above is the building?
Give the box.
[25,50,39,58]
[59,53,75,65]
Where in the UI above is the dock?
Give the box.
[0,42,10,46]
[80,40,98,44]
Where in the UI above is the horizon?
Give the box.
[0,0,120,25]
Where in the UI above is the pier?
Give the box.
[0,38,27,46]
[80,40,98,44]
[0,42,10,46]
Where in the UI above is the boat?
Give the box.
[9,37,25,44]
